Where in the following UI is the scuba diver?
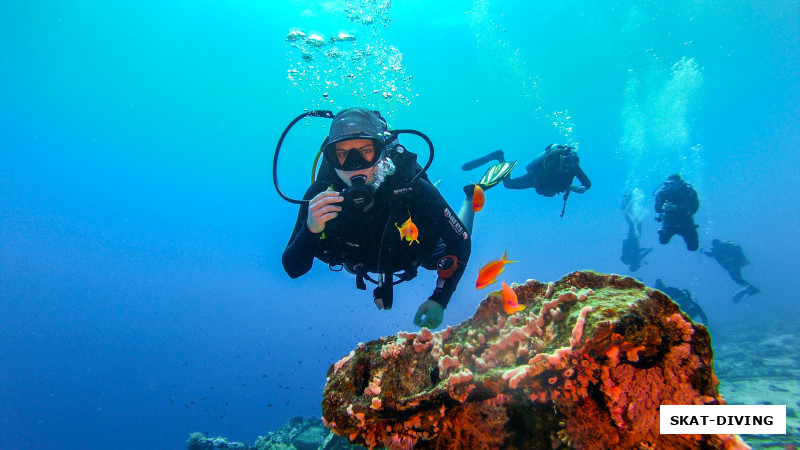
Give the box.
[620,191,652,272]
[700,239,760,303]
[279,108,504,329]
[654,279,708,324]
[653,174,700,251]
[461,145,592,217]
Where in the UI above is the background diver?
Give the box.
[700,239,760,303]
[281,108,508,329]
[654,279,708,324]
[620,190,652,272]
[653,174,700,251]
[461,144,591,216]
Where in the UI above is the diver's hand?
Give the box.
[413,300,444,329]
[569,185,588,194]
[307,189,343,234]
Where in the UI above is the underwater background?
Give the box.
[1,0,798,448]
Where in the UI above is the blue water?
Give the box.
[1,0,798,448]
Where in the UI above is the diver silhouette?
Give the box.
[620,191,653,272]
[700,239,760,303]
[462,144,591,217]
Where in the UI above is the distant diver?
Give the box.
[654,279,708,324]
[653,174,700,251]
[700,239,760,303]
[620,191,653,272]
[462,144,591,217]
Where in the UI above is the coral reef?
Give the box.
[321,271,749,449]
[187,416,358,450]
[187,432,250,450]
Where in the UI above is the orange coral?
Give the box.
[322,271,740,449]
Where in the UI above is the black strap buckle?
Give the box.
[356,274,366,290]
[373,272,394,310]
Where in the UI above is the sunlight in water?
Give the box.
[621,55,704,193]
[466,0,577,147]
[284,0,415,116]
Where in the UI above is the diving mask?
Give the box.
[324,140,383,171]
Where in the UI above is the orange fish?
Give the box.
[472,184,485,212]
[475,249,517,289]
[395,215,419,245]
[501,281,526,314]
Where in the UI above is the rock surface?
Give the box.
[321,271,749,449]
[187,416,357,450]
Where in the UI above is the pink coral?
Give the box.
[417,327,434,343]
[448,369,474,385]
[380,341,404,360]
[569,305,592,348]
[501,366,528,388]
[333,350,355,374]
[438,355,460,375]
[545,281,555,298]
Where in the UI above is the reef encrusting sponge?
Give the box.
[321,271,748,449]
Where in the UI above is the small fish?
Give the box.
[472,184,485,212]
[501,281,525,314]
[476,249,517,289]
[395,214,419,245]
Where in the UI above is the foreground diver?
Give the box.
[654,174,700,251]
[700,239,760,303]
[462,144,591,216]
[620,191,653,272]
[654,279,708,323]
[282,108,487,329]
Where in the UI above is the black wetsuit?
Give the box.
[655,279,708,324]
[282,175,471,308]
[621,212,652,272]
[654,181,699,251]
[700,241,751,287]
[502,149,591,197]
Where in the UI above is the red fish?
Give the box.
[472,184,485,212]
[476,249,517,289]
[395,215,419,245]
[501,281,525,314]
